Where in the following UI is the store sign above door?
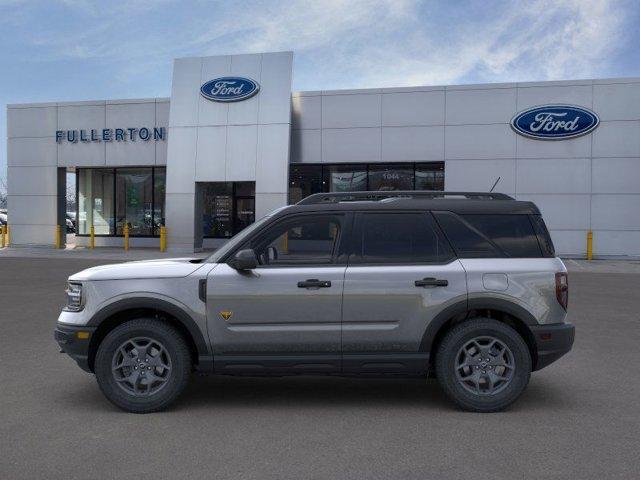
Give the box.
[55,127,165,143]
[511,105,599,140]
[200,77,260,102]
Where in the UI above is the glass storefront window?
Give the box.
[288,162,445,203]
[116,169,153,236]
[201,182,255,238]
[415,163,445,191]
[368,164,414,191]
[78,169,114,235]
[154,169,166,232]
[76,167,165,237]
[289,164,323,204]
[324,164,367,192]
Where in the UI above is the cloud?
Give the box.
[1,0,633,89]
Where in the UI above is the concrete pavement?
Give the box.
[0,257,639,479]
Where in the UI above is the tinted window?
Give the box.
[246,215,341,266]
[530,214,556,257]
[354,213,453,264]
[462,215,542,257]
[433,212,501,258]
[434,212,543,258]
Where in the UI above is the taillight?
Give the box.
[555,272,568,311]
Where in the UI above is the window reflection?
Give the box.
[324,164,367,192]
[201,182,255,239]
[78,169,114,235]
[77,167,165,237]
[368,164,413,190]
[116,169,153,236]
[289,162,445,203]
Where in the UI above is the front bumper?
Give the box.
[530,322,575,371]
[54,324,97,373]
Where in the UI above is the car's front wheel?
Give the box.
[435,318,532,412]
[95,318,191,413]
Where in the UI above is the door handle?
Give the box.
[297,279,332,289]
[415,277,448,287]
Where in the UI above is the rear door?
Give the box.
[341,211,467,374]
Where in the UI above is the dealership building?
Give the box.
[6,51,640,256]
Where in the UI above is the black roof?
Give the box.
[278,191,540,216]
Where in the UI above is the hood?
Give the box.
[69,258,206,281]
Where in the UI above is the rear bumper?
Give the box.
[530,322,575,371]
[54,324,97,373]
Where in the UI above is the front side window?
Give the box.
[244,215,342,266]
[353,212,453,264]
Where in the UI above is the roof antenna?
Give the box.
[489,176,501,193]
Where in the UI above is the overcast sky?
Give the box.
[1,0,639,189]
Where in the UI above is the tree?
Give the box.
[0,176,7,209]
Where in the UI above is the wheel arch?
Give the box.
[422,298,539,371]
[86,297,212,373]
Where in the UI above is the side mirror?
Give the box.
[231,249,257,271]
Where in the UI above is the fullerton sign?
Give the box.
[56,127,166,143]
[511,105,599,140]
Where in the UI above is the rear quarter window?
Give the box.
[434,212,543,258]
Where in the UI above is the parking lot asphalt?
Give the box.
[1,257,639,480]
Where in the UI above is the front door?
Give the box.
[207,213,348,374]
[341,211,467,374]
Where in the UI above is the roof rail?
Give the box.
[296,191,514,205]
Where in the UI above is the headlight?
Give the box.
[65,282,83,311]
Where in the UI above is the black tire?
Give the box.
[435,318,531,412]
[95,318,192,413]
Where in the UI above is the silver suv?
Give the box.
[55,191,574,413]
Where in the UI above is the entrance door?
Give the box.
[207,213,348,374]
[341,212,467,374]
[233,197,254,233]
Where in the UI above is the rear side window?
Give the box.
[434,212,543,258]
[530,214,556,257]
[352,212,453,264]
[462,214,542,257]
[433,212,501,258]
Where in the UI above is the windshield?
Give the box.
[206,215,273,263]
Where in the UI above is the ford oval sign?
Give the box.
[200,77,260,102]
[511,105,599,140]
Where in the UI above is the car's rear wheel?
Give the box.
[435,318,531,412]
[95,318,191,413]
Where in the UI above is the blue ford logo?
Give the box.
[200,77,260,102]
[511,105,599,140]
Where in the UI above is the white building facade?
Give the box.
[6,51,640,257]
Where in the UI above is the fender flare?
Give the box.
[419,297,537,353]
[88,297,211,361]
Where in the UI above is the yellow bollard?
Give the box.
[124,225,129,251]
[89,225,95,249]
[160,226,167,252]
[55,225,62,249]
[5,225,9,246]
[587,230,593,261]
[1,225,6,248]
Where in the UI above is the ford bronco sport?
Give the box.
[55,191,574,413]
